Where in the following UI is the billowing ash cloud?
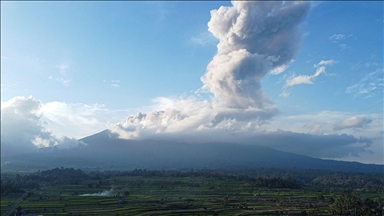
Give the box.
[1,96,84,157]
[201,1,310,109]
[108,98,279,141]
[109,1,310,139]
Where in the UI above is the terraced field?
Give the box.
[2,175,338,216]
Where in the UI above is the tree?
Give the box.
[223,196,229,207]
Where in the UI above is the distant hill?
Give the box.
[1,130,383,173]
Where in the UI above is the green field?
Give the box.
[2,169,383,216]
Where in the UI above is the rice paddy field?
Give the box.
[3,174,376,216]
[1,170,384,216]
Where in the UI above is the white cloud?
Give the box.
[0,96,136,158]
[108,96,278,141]
[313,60,336,68]
[1,96,83,157]
[329,34,345,40]
[333,116,372,131]
[41,101,131,139]
[110,80,121,88]
[285,59,335,87]
[285,74,314,86]
[270,64,290,75]
[279,91,291,98]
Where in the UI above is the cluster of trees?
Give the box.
[312,173,384,192]
[24,167,90,185]
[1,179,24,195]
[87,168,302,189]
[206,167,384,192]
[1,175,39,195]
[1,167,90,195]
[330,190,383,216]
[3,166,383,197]
[252,177,301,189]
[84,168,384,191]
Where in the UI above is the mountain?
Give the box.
[1,130,383,173]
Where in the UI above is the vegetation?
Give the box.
[1,167,383,215]
[330,190,383,215]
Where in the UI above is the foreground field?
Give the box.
[2,168,383,216]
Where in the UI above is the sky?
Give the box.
[1,1,383,164]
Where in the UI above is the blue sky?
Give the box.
[1,1,383,164]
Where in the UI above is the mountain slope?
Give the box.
[1,130,383,173]
[78,130,383,172]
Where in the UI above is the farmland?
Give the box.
[1,168,383,216]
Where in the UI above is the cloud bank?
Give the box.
[1,96,87,157]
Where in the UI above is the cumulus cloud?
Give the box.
[1,96,83,157]
[334,116,372,131]
[201,1,310,109]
